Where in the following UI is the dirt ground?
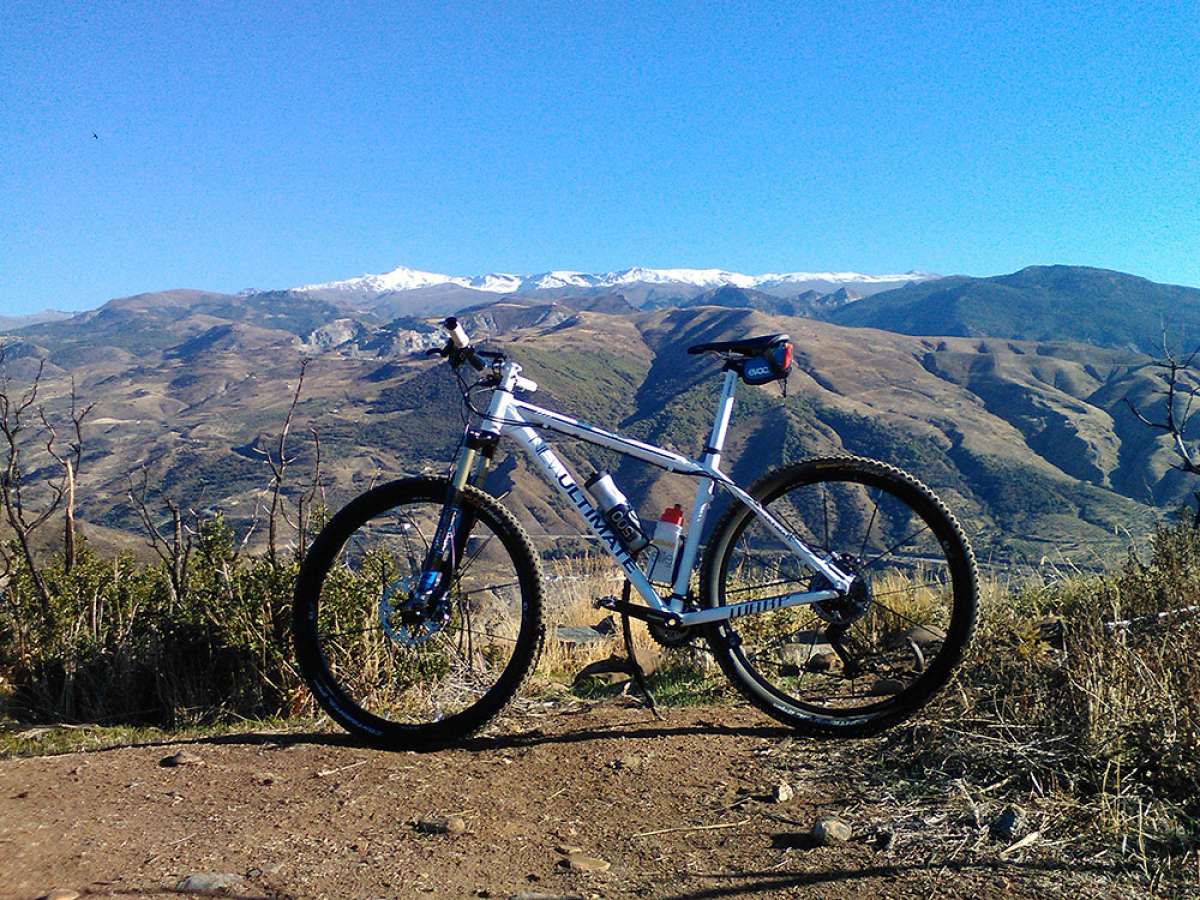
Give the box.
[0,701,1159,899]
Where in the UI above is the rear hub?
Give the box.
[809,552,872,626]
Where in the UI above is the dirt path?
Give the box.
[1,702,1149,899]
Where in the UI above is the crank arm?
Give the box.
[594,595,682,628]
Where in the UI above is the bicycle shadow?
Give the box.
[657,858,1134,899]
[198,716,792,753]
[24,711,790,757]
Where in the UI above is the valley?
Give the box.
[1,265,1187,566]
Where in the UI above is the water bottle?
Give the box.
[647,504,685,583]
[584,472,650,555]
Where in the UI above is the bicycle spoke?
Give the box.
[859,489,881,559]
[821,483,830,553]
[454,532,497,583]
[867,579,951,601]
[860,522,932,572]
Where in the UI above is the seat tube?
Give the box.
[670,369,739,602]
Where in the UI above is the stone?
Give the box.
[989,806,1025,842]
[253,771,280,785]
[811,815,852,845]
[612,754,646,771]
[805,651,839,673]
[555,844,583,855]
[903,625,943,647]
[160,749,204,767]
[416,815,467,835]
[175,873,243,891]
[778,634,834,666]
[41,891,80,900]
[555,623,612,646]
[773,781,795,803]
[562,852,611,873]
[868,678,905,696]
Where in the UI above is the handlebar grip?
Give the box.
[443,317,470,349]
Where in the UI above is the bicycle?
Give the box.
[294,317,978,749]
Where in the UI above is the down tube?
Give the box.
[506,424,668,611]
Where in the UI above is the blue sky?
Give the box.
[2,1,1197,315]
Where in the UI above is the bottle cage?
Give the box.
[730,340,793,386]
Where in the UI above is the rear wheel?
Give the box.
[294,477,544,749]
[701,456,977,737]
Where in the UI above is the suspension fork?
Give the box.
[417,430,498,596]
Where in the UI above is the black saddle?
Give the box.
[687,333,790,356]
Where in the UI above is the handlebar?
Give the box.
[426,317,486,371]
[427,317,537,393]
[444,316,471,350]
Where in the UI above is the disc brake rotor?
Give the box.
[379,577,451,647]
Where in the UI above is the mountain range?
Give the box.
[293,264,935,301]
[3,261,1198,567]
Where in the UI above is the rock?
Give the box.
[416,815,467,835]
[868,678,905,696]
[555,844,583,855]
[904,625,943,647]
[40,890,80,900]
[253,771,279,785]
[562,852,611,873]
[612,754,646,771]
[773,781,795,803]
[553,616,616,645]
[989,806,1025,842]
[811,815,852,845]
[805,651,839,673]
[160,749,204,767]
[175,873,243,891]
[778,634,834,666]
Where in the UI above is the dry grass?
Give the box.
[532,555,663,684]
[857,522,1200,885]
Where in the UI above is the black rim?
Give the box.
[713,466,970,722]
[300,484,535,736]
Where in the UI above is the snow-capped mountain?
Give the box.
[293,264,938,303]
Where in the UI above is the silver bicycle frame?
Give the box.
[474,358,854,626]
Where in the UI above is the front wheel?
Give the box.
[294,477,544,749]
[701,456,977,737]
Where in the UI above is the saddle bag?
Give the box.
[732,339,793,385]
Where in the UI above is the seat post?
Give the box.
[704,368,739,468]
